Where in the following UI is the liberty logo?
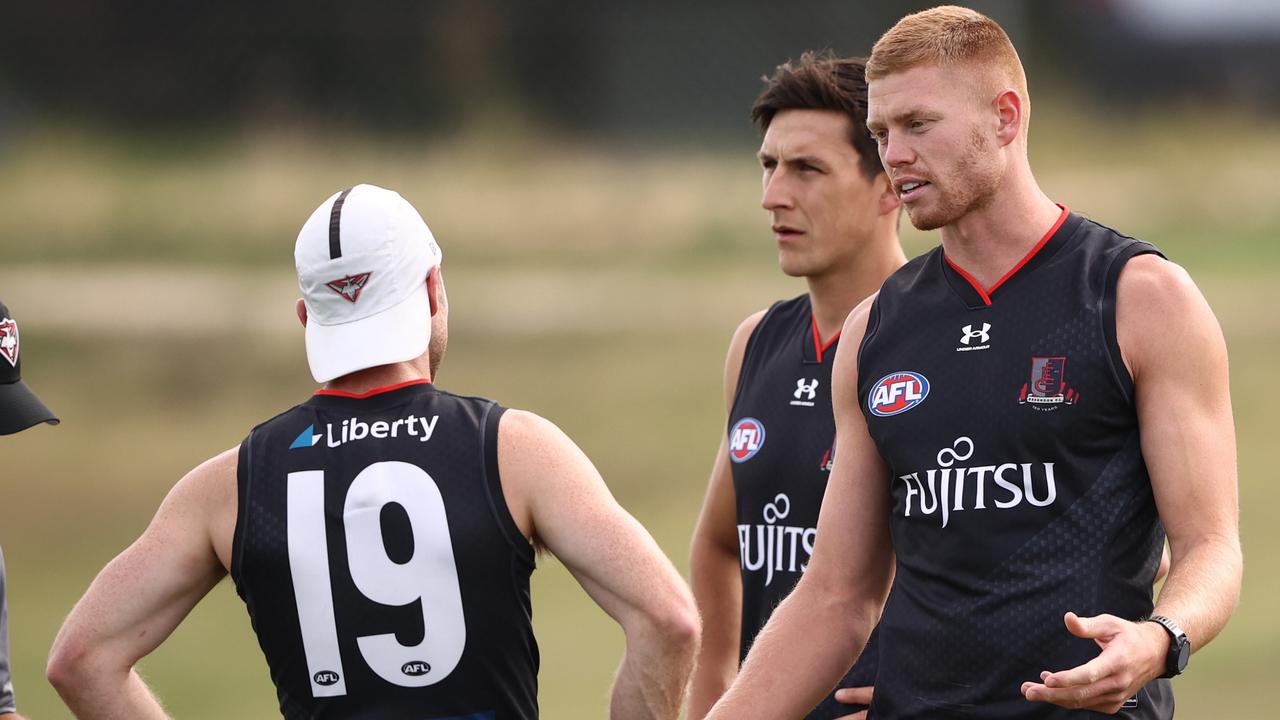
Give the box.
[290,424,322,449]
[790,378,819,407]
[956,323,991,352]
[326,272,372,303]
[898,436,1059,528]
[737,493,816,586]
[0,318,17,367]
[289,414,440,450]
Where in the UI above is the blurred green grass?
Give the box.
[0,118,1277,718]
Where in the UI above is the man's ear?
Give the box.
[426,266,442,316]
[296,298,308,327]
[876,172,902,216]
[993,89,1023,148]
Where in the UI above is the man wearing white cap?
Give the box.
[48,184,700,719]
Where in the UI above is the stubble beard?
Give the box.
[428,323,447,380]
[906,127,1000,232]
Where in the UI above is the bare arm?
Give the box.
[1024,255,1242,712]
[707,298,895,719]
[499,411,700,720]
[687,312,764,719]
[47,448,238,719]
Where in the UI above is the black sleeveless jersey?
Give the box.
[231,380,538,719]
[729,295,878,719]
[856,209,1172,719]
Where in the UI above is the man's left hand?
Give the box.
[832,685,873,720]
[1021,612,1168,714]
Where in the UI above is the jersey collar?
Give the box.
[941,205,1079,310]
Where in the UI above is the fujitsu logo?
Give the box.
[897,436,1058,528]
[736,493,816,587]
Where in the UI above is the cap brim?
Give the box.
[0,380,60,435]
[305,282,432,384]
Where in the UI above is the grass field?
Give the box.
[1,115,1277,718]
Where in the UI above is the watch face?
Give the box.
[1176,641,1190,671]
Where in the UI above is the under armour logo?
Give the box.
[960,323,991,345]
[794,378,819,401]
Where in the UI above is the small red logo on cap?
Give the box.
[325,272,372,303]
[0,318,18,367]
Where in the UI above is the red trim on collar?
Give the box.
[315,378,431,398]
[944,204,1069,306]
[811,313,841,363]
[944,256,994,306]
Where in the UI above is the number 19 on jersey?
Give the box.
[286,461,467,697]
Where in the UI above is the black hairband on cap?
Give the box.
[328,187,353,260]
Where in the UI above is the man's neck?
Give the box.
[806,228,907,342]
[939,174,1061,290]
[323,362,432,396]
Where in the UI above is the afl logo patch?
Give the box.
[728,417,766,463]
[868,371,930,417]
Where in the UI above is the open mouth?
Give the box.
[898,181,931,202]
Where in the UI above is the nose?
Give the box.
[881,132,914,169]
[761,168,793,212]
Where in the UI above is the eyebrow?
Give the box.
[756,151,824,166]
[868,107,934,130]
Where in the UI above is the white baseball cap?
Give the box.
[295,184,443,383]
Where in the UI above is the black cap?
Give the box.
[0,300,59,435]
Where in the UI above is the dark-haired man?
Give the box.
[688,53,904,720]
[710,6,1238,719]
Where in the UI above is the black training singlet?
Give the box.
[857,209,1171,719]
[729,295,878,718]
[232,380,538,719]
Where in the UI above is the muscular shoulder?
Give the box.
[1117,253,1200,309]
[721,309,769,406]
[729,309,769,361]
[1116,254,1224,380]
[497,408,561,459]
[840,292,881,350]
[162,446,240,569]
[496,409,584,543]
[179,446,239,505]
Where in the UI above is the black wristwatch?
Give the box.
[1146,615,1190,678]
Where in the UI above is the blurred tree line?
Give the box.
[1,0,1276,142]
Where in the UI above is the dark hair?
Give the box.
[750,50,882,180]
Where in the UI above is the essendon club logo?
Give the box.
[1019,356,1078,408]
[325,272,372,303]
[0,318,18,367]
